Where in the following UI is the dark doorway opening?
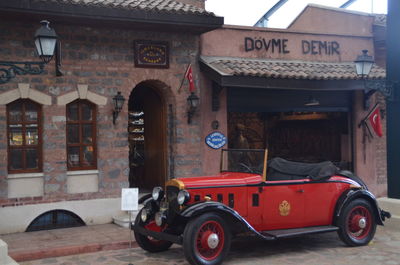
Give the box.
[26,210,85,232]
[128,83,167,190]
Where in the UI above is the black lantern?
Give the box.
[34,20,58,64]
[113,91,125,125]
[187,92,200,124]
[0,20,62,84]
[354,50,374,78]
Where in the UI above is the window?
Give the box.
[66,100,97,170]
[7,99,42,173]
[26,210,85,232]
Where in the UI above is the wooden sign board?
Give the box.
[134,40,169,68]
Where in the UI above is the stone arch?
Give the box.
[56,84,107,106]
[0,83,51,105]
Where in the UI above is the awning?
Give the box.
[200,56,386,91]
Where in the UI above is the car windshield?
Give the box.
[220,149,266,174]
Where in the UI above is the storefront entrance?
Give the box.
[128,83,167,190]
[228,111,351,169]
[227,88,353,170]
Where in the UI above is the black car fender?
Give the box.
[138,193,152,204]
[180,201,275,240]
[334,189,384,225]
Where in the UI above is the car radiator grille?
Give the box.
[166,186,179,203]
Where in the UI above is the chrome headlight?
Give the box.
[155,211,166,226]
[140,208,148,222]
[152,186,164,201]
[177,190,190,205]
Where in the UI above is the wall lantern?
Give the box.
[112,91,125,125]
[187,92,200,124]
[354,49,396,108]
[34,20,58,63]
[0,20,62,84]
[354,50,374,78]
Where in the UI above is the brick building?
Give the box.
[0,2,388,234]
[198,5,388,197]
[0,0,223,233]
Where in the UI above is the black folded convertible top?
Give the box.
[267,157,339,181]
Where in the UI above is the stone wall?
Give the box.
[0,18,203,207]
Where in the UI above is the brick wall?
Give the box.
[375,93,387,197]
[0,18,203,207]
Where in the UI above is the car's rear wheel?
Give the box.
[183,213,231,265]
[134,211,173,253]
[337,198,376,246]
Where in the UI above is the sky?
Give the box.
[205,0,388,28]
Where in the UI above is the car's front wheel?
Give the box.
[183,213,231,265]
[134,212,173,253]
[337,198,377,246]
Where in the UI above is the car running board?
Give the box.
[262,226,339,239]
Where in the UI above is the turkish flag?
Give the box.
[366,104,383,137]
[185,64,195,92]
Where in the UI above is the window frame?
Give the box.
[6,99,43,174]
[66,99,97,171]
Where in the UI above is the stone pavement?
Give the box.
[16,226,400,265]
[1,224,133,262]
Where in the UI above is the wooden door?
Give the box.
[143,88,166,188]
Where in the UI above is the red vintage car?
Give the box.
[133,149,390,265]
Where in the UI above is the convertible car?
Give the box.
[133,149,390,265]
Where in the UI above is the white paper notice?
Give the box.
[121,188,138,211]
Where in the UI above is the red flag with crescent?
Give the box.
[185,64,195,93]
[366,104,383,137]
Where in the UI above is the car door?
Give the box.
[302,180,348,227]
[261,179,307,230]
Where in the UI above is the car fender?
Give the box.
[334,189,383,225]
[180,201,275,241]
[139,193,152,204]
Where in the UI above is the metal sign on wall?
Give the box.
[134,40,169,68]
[205,131,227,149]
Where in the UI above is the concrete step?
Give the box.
[113,211,139,228]
[378,197,400,230]
[0,239,19,265]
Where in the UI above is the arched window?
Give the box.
[7,99,42,173]
[66,100,97,170]
[26,210,85,232]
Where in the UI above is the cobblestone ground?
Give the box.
[21,226,400,265]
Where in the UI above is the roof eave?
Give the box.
[0,0,224,34]
[199,59,380,91]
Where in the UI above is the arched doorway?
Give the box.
[128,82,167,190]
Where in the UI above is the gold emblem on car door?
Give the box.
[279,200,291,216]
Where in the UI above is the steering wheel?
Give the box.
[239,163,253,173]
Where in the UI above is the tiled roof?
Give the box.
[201,56,386,80]
[33,0,214,16]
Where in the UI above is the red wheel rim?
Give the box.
[144,221,167,245]
[195,220,225,261]
[346,206,372,240]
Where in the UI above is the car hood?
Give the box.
[175,172,262,189]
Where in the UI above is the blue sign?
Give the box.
[205,131,226,149]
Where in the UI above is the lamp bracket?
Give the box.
[364,79,396,101]
[0,61,45,84]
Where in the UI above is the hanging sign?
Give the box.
[121,188,138,211]
[134,40,169,68]
[205,131,226,149]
